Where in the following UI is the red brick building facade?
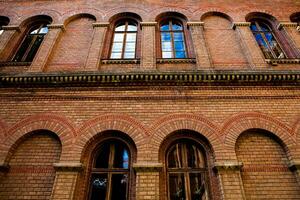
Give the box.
[0,0,299,199]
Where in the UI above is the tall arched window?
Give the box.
[110,20,138,59]
[89,139,130,200]
[167,140,209,200]
[160,20,187,58]
[13,23,49,62]
[250,21,286,59]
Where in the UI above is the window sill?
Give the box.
[101,59,140,64]
[0,61,31,67]
[265,59,300,66]
[156,58,196,64]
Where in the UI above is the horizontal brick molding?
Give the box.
[156,58,196,64]
[241,165,289,172]
[133,162,163,172]
[213,161,243,171]
[92,22,110,28]
[140,22,157,26]
[53,162,83,171]
[232,22,251,30]
[9,165,55,174]
[1,71,299,87]
[101,59,140,64]
[47,24,65,31]
[2,25,20,32]
[187,21,204,26]
[265,58,300,66]
[277,22,298,30]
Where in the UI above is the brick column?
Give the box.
[140,22,157,71]
[85,22,109,71]
[133,163,162,200]
[187,22,212,69]
[50,162,83,200]
[214,162,246,200]
[0,25,20,62]
[233,22,267,69]
[28,24,64,72]
[278,22,300,56]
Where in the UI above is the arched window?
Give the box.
[160,20,187,58]
[166,140,209,200]
[250,21,286,59]
[110,20,138,59]
[89,139,130,200]
[13,23,49,62]
[0,16,9,35]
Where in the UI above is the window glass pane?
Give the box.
[187,144,205,168]
[115,25,126,31]
[253,33,272,59]
[259,22,270,32]
[127,24,137,31]
[162,41,172,51]
[112,42,123,52]
[161,32,171,41]
[125,42,135,52]
[30,28,39,34]
[250,24,258,31]
[110,52,122,59]
[113,33,124,42]
[126,33,136,42]
[161,24,170,31]
[95,142,110,168]
[162,51,173,58]
[0,29,3,35]
[265,32,285,58]
[169,173,186,200]
[173,32,184,41]
[39,26,48,34]
[90,174,108,200]
[174,41,185,51]
[113,142,129,169]
[172,22,183,31]
[189,173,207,200]
[110,174,128,200]
[168,144,183,168]
[13,35,33,61]
[175,51,186,58]
[25,35,44,62]
[124,52,135,59]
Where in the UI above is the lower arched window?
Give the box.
[89,139,130,200]
[167,140,209,200]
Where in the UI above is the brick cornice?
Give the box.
[47,24,65,31]
[277,22,298,30]
[133,162,163,172]
[213,161,243,171]
[92,22,110,28]
[0,71,299,87]
[187,21,204,27]
[140,22,157,26]
[232,22,251,30]
[2,25,20,32]
[53,162,83,172]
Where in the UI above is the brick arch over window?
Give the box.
[236,128,300,199]
[104,7,147,21]
[246,12,300,59]
[152,8,192,22]
[202,11,248,69]
[0,113,76,164]
[60,8,103,24]
[148,114,222,162]
[75,130,138,200]
[222,112,296,162]
[73,114,149,163]
[0,130,62,200]
[0,11,18,25]
[47,13,96,72]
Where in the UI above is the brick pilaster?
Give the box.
[85,22,109,71]
[0,25,20,62]
[187,22,212,69]
[50,162,83,200]
[214,162,246,200]
[232,22,267,69]
[140,22,157,71]
[29,24,65,72]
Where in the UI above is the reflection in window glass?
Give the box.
[250,21,285,59]
[13,24,49,62]
[160,20,186,58]
[167,141,208,200]
[0,30,3,35]
[110,20,138,59]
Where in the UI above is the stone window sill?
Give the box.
[101,59,140,64]
[265,58,300,66]
[156,58,196,64]
[0,61,31,67]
